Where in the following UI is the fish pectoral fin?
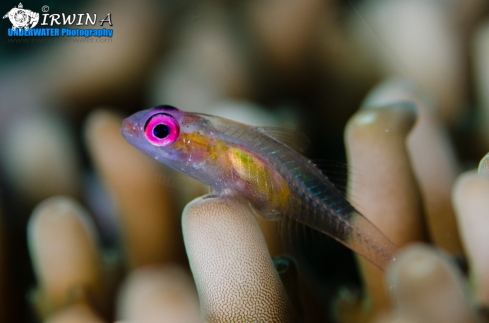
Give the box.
[201,193,220,200]
[256,127,310,153]
[202,186,229,200]
[202,186,248,204]
[248,203,282,221]
[206,186,283,221]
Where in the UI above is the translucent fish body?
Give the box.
[122,106,398,271]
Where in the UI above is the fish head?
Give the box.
[122,105,217,183]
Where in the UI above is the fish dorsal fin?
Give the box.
[256,127,310,153]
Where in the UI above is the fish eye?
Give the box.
[144,113,180,146]
[153,124,169,139]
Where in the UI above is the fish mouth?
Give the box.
[121,118,139,141]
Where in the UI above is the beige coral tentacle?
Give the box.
[182,195,294,323]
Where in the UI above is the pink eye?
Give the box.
[144,113,180,146]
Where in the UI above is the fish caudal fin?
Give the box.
[338,211,398,271]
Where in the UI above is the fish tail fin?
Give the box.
[339,211,399,271]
